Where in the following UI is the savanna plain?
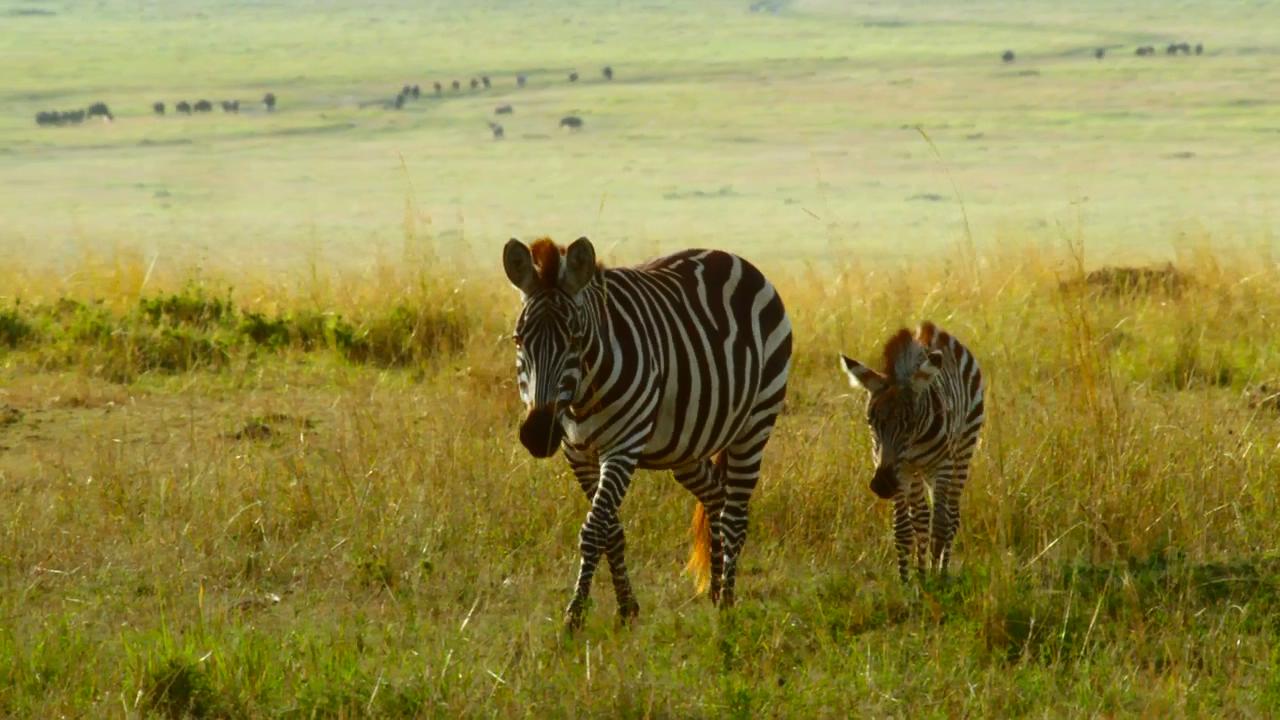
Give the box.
[2,0,1280,716]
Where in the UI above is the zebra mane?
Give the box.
[882,327,927,385]
[529,237,564,290]
[528,237,606,291]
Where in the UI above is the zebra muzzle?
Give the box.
[519,405,565,458]
[870,466,898,499]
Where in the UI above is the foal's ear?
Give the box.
[908,349,945,393]
[560,236,598,297]
[840,354,887,394]
[503,239,540,297]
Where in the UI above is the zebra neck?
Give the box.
[569,283,612,414]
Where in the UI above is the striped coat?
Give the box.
[840,322,985,580]
[504,237,792,629]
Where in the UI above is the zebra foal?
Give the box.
[503,237,792,630]
[839,322,984,581]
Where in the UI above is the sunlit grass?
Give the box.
[3,0,1280,714]
[1,237,1278,714]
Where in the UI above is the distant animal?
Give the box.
[517,74,527,88]
[411,84,420,98]
[220,100,240,113]
[495,104,513,115]
[1001,50,1015,63]
[489,121,504,139]
[263,92,277,111]
[153,101,165,115]
[559,115,583,131]
[1166,43,1179,55]
[501,236,792,629]
[194,100,213,113]
[402,84,412,97]
[451,80,461,91]
[568,71,579,82]
[470,78,479,90]
[1195,43,1203,55]
[1177,42,1192,55]
[1074,264,1189,297]
[840,322,985,581]
[176,101,192,114]
[87,102,113,121]
[482,76,491,89]
[603,66,614,80]
[1135,46,1155,56]
[38,109,86,126]
[433,82,442,95]
[1094,48,1106,60]
[394,93,405,110]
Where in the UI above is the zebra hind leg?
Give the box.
[718,418,780,608]
[674,458,726,604]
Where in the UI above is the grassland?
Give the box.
[3,0,1280,716]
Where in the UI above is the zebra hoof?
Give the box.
[564,598,588,633]
[616,601,640,627]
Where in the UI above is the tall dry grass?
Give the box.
[1,238,1278,715]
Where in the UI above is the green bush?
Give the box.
[344,304,468,367]
[139,285,233,328]
[0,305,35,348]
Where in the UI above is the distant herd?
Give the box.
[1002,41,1206,63]
[32,41,1212,137]
[34,102,113,127]
[384,66,613,140]
[153,93,275,116]
[33,65,612,143]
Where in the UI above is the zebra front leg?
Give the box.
[602,521,639,624]
[569,451,638,624]
[565,453,638,632]
[907,475,930,578]
[892,494,913,583]
[931,461,970,575]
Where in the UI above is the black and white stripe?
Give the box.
[840,322,985,580]
[504,237,792,629]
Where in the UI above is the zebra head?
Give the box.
[503,237,599,458]
[839,329,944,499]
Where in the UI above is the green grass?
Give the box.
[2,0,1280,715]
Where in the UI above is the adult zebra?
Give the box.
[839,322,984,581]
[503,237,792,630]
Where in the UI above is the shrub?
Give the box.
[140,285,233,328]
[0,305,35,347]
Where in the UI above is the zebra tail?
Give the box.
[685,501,712,594]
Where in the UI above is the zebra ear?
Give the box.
[841,354,887,394]
[503,239,540,297]
[560,236,597,297]
[908,349,945,392]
